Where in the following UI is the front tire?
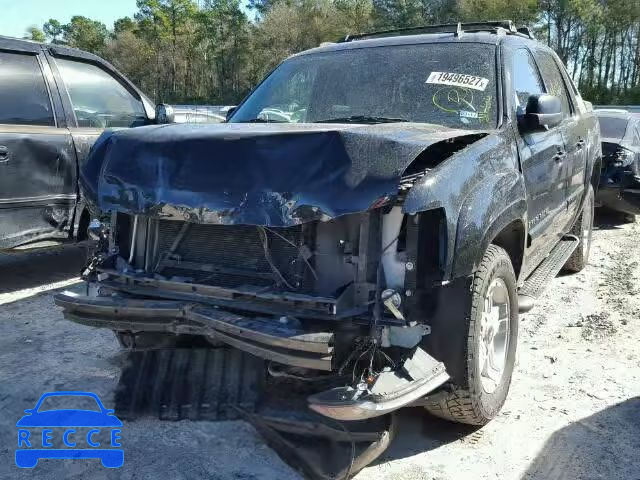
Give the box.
[424,244,519,425]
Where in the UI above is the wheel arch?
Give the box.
[451,180,528,280]
[590,155,602,194]
[72,204,91,241]
[489,218,526,281]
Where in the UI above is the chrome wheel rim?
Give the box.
[478,278,510,394]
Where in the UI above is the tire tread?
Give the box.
[424,244,514,425]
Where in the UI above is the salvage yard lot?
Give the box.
[1,213,639,480]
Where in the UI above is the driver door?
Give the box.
[511,48,567,278]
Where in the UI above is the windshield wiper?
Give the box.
[314,115,408,124]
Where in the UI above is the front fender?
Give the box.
[403,129,523,280]
[453,173,527,278]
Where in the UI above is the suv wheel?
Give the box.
[424,244,518,425]
[564,185,594,273]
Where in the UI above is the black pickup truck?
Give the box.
[0,35,157,249]
[56,22,601,428]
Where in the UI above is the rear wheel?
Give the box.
[564,185,594,273]
[424,244,519,425]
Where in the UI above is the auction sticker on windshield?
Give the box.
[426,72,489,91]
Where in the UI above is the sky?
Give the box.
[0,0,139,39]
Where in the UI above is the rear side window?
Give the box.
[56,58,146,128]
[0,52,54,126]
[511,49,544,112]
[535,52,572,118]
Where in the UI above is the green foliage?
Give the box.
[63,16,109,54]
[197,0,251,102]
[25,26,46,42]
[459,0,538,24]
[43,19,64,43]
[36,0,640,105]
[372,0,457,29]
[113,17,137,35]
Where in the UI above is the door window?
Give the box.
[535,52,572,118]
[0,52,55,126]
[56,58,146,128]
[512,49,544,113]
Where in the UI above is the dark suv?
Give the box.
[0,36,155,249]
[56,22,601,427]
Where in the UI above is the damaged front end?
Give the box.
[56,123,486,421]
[598,141,640,215]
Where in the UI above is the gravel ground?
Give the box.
[0,212,639,480]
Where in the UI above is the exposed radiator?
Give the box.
[154,220,312,290]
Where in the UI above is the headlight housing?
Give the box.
[614,147,634,168]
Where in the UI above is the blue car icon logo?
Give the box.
[16,391,123,468]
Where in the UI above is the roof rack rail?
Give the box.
[516,26,536,39]
[342,20,535,42]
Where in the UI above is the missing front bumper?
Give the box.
[55,286,449,421]
[54,292,334,371]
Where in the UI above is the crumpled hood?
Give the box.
[82,122,487,226]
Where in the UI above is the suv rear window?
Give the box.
[0,52,54,126]
[231,43,497,129]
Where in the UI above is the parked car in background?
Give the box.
[156,104,232,124]
[595,109,640,220]
[0,35,156,249]
[596,105,640,114]
[0,36,221,250]
[57,21,600,428]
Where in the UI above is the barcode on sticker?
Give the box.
[426,72,489,91]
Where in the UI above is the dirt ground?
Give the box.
[0,212,638,480]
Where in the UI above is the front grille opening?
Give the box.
[153,221,314,292]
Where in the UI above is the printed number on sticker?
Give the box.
[426,72,489,91]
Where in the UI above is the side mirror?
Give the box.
[518,94,563,132]
[225,106,237,122]
[155,104,175,124]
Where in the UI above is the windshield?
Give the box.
[597,115,629,140]
[231,43,497,129]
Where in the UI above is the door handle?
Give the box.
[0,145,9,163]
[553,151,566,163]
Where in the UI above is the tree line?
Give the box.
[24,0,640,105]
